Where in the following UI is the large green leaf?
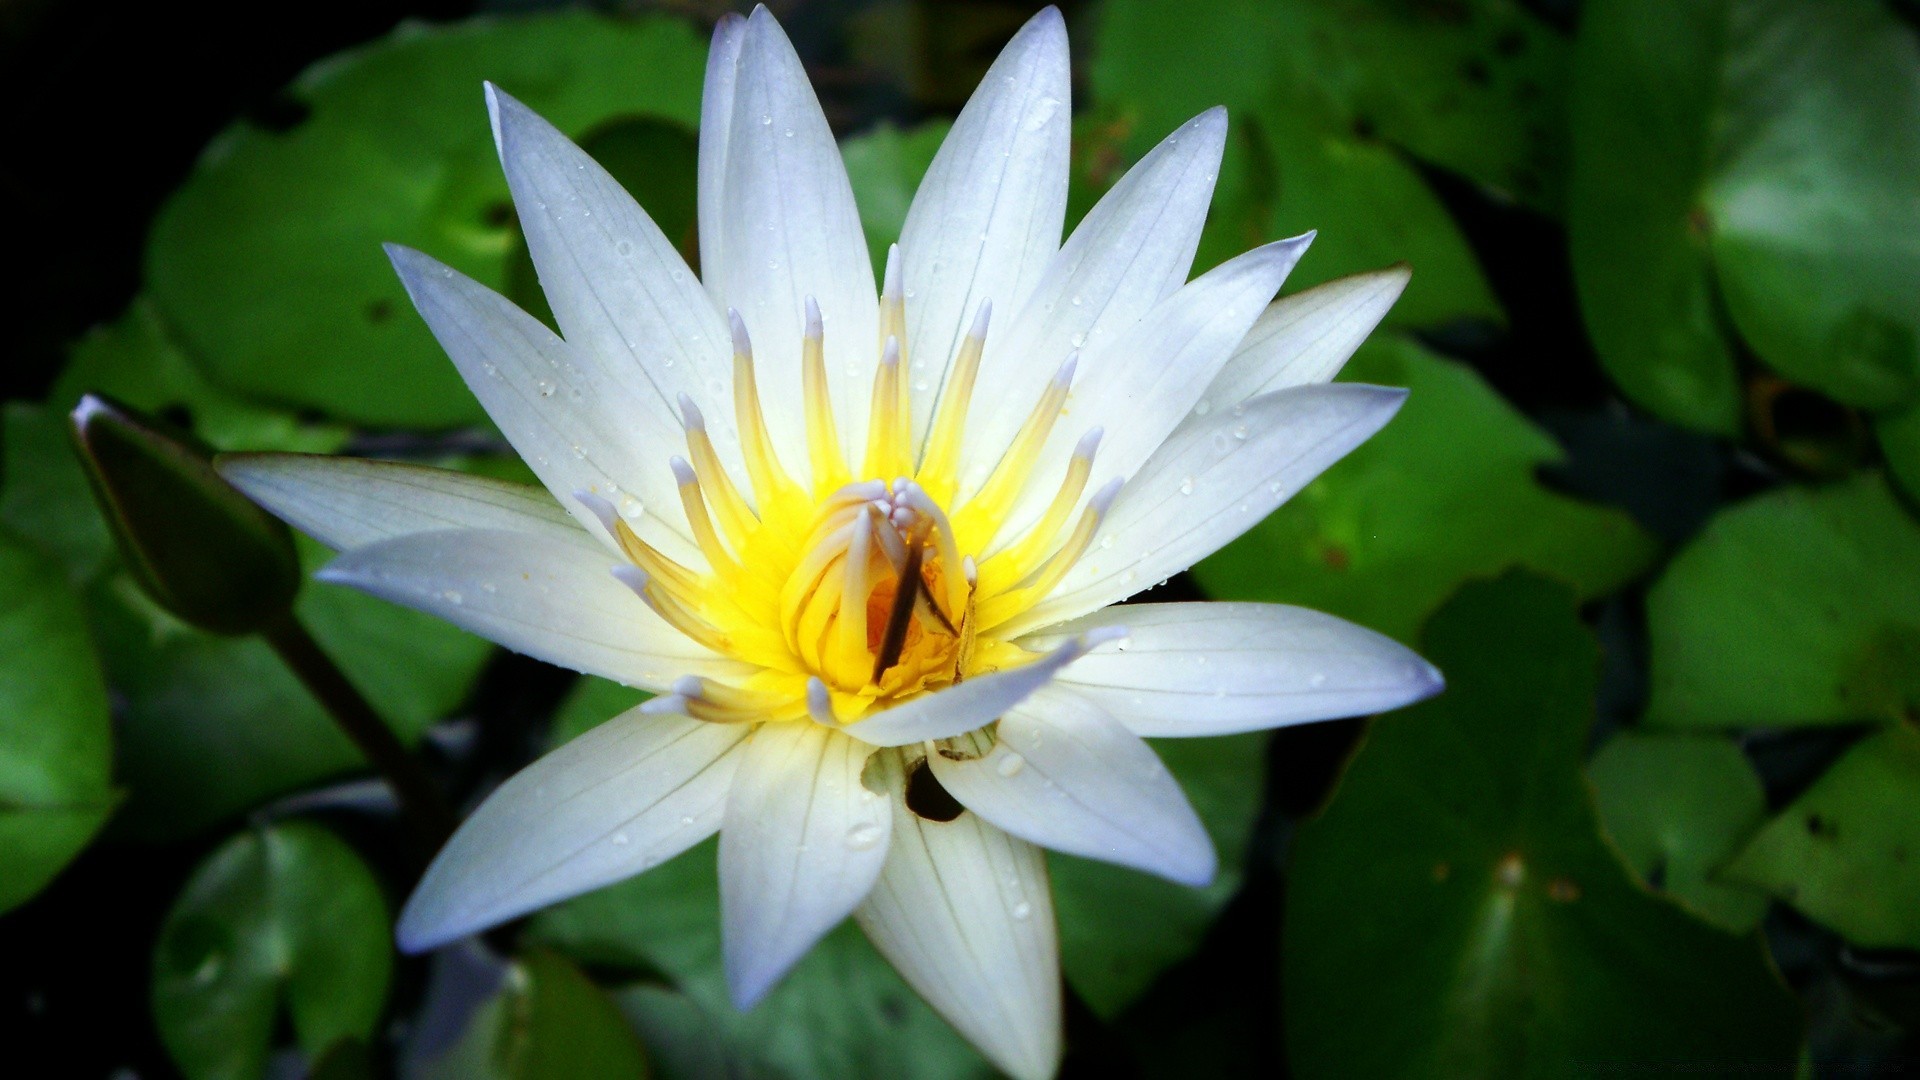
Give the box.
[1878,399,1920,501]
[1724,726,1920,949]
[1646,474,1920,729]
[1569,0,1920,431]
[1090,0,1512,324]
[147,12,708,428]
[1587,732,1770,932]
[1285,574,1802,1077]
[1193,336,1658,643]
[0,529,115,913]
[417,949,650,1080]
[152,822,392,1080]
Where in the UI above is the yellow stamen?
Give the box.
[801,296,849,493]
[917,299,990,501]
[975,477,1122,631]
[729,310,804,510]
[671,457,738,575]
[952,352,1076,551]
[612,566,732,654]
[861,337,908,481]
[978,426,1100,597]
[677,394,757,550]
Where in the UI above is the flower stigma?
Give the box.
[578,246,1119,737]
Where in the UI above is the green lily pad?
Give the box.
[147,12,708,428]
[1193,335,1658,644]
[1588,732,1770,932]
[1646,474,1920,729]
[1724,726,1920,949]
[152,821,392,1080]
[418,948,650,1080]
[1877,400,1920,502]
[1090,0,1507,325]
[1285,573,1803,1077]
[0,529,115,913]
[842,121,950,271]
[1569,0,1920,431]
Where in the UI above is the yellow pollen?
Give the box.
[617,281,1117,728]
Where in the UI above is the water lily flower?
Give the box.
[219,6,1440,1076]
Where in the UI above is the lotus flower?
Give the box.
[220,6,1441,1076]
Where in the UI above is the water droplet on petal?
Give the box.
[537,380,556,397]
[1178,476,1195,495]
[1010,900,1032,920]
[1232,424,1250,440]
[610,832,630,845]
[615,240,633,257]
[995,751,1026,778]
[845,822,884,850]
[441,589,464,604]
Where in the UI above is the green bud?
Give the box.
[68,394,299,634]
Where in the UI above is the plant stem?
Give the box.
[261,612,457,853]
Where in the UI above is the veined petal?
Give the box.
[1024,603,1444,736]
[698,12,749,309]
[960,108,1227,492]
[1196,266,1410,413]
[840,629,1119,747]
[720,723,891,1008]
[385,245,700,564]
[217,453,591,554]
[1005,383,1406,636]
[997,235,1313,544]
[316,527,738,690]
[931,688,1214,885]
[711,7,879,464]
[856,753,1059,1080]
[903,7,1068,444]
[397,708,747,952]
[487,86,743,478]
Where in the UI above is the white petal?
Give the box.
[698,12,749,309]
[960,109,1227,492]
[710,8,878,464]
[385,246,700,565]
[1025,603,1444,736]
[1197,266,1410,412]
[218,453,591,554]
[487,87,742,476]
[931,688,1214,885]
[856,754,1059,1080]
[840,629,1120,747]
[315,527,737,689]
[902,7,1069,444]
[997,235,1314,546]
[1006,383,1406,636]
[720,723,891,1007]
[397,708,747,951]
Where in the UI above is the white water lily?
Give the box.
[219,6,1440,1077]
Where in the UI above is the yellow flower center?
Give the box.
[593,270,1116,730]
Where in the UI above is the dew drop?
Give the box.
[615,239,633,257]
[761,113,773,125]
[845,822,884,850]
[783,128,794,138]
[1194,399,1212,416]
[441,589,464,604]
[610,832,630,846]
[618,494,645,521]
[995,751,1026,778]
[536,380,556,397]
[679,815,695,827]
[670,269,686,281]
[1010,900,1033,920]
[1211,432,1230,452]
[1232,424,1250,440]
[1070,294,1083,307]
[1309,672,1328,688]
[1178,476,1195,495]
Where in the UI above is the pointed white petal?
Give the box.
[487,87,742,477]
[711,8,878,462]
[315,527,737,689]
[857,757,1059,1080]
[996,235,1313,545]
[931,688,1214,885]
[903,7,1069,443]
[1197,266,1410,412]
[698,12,749,307]
[1025,603,1444,736]
[397,708,747,951]
[217,453,591,554]
[1006,383,1406,636]
[960,109,1227,491]
[720,723,891,1007]
[841,629,1120,748]
[385,246,700,565]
